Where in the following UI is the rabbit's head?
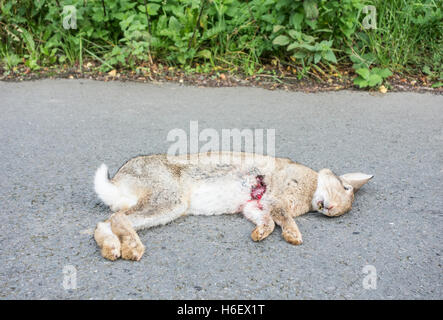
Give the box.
[312,169,373,217]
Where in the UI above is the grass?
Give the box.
[0,0,441,87]
[365,0,442,75]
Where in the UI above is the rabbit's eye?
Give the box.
[344,185,352,191]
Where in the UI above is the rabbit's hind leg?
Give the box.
[94,220,121,261]
[110,211,145,261]
[109,200,189,261]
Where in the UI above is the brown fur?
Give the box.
[93,152,372,261]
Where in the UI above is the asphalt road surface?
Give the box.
[0,80,442,299]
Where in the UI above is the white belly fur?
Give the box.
[189,179,251,216]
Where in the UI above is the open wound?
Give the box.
[249,175,266,209]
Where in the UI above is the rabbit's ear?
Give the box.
[340,173,373,192]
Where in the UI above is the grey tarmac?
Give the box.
[0,80,441,299]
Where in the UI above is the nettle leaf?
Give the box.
[362,53,377,65]
[303,0,319,20]
[349,54,361,64]
[323,50,337,64]
[354,77,369,88]
[120,15,136,30]
[273,35,290,46]
[355,68,370,80]
[299,43,316,51]
[147,4,161,15]
[92,10,105,22]
[203,25,227,40]
[378,68,393,78]
[368,73,383,86]
[287,42,301,51]
[422,65,432,75]
[261,14,276,24]
[371,67,381,74]
[113,12,125,21]
[288,30,301,40]
[290,13,304,30]
[287,42,315,51]
[121,0,137,10]
[273,25,285,33]
[305,19,317,30]
[292,51,307,59]
[137,4,161,15]
[168,16,182,32]
[34,0,44,10]
[301,34,316,43]
[352,62,365,71]
[314,52,321,64]
[322,40,333,48]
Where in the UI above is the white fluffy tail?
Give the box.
[94,164,138,211]
[94,164,120,208]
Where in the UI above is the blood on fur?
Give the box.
[248,175,266,210]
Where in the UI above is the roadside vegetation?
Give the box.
[0,0,442,90]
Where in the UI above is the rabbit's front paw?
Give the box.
[251,224,274,242]
[282,229,303,245]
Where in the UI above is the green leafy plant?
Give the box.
[0,0,441,90]
[353,67,392,88]
[273,29,337,65]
